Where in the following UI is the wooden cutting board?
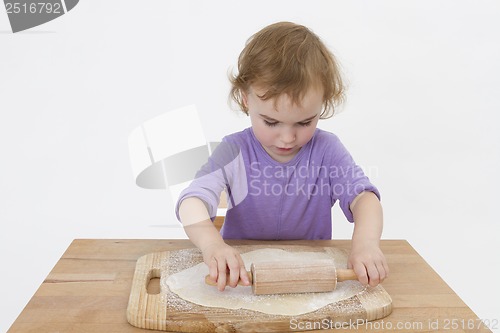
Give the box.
[127,245,392,332]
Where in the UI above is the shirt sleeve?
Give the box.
[327,135,380,222]
[175,138,243,222]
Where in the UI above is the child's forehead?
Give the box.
[249,85,324,112]
[250,85,324,102]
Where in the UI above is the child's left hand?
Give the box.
[347,242,389,287]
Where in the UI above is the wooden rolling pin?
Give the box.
[205,259,358,295]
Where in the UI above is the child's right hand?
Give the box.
[180,198,250,290]
[201,242,251,291]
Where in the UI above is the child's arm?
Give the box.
[179,197,250,291]
[348,191,389,287]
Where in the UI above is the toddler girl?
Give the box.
[177,21,388,291]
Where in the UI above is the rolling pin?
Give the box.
[204,259,358,295]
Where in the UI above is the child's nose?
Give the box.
[280,128,296,144]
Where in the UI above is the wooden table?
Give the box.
[8,239,492,332]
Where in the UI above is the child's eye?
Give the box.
[264,120,278,127]
[298,121,312,127]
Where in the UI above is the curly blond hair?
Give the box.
[229,22,345,118]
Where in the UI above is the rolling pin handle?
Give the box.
[336,269,358,282]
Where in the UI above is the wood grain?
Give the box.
[250,258,338,295]
[7,239,493,333]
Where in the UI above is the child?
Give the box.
[177,21,388,291]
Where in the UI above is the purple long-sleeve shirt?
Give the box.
[176,128,379,240]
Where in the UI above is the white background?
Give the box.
[1,0,499,331]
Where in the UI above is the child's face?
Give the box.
[243,86,323,163]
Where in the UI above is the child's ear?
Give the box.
[242,90,248,108]
[241,90,249,114]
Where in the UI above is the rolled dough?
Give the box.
[165,248,365,316]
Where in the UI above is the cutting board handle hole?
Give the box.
[146,269,161,295]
